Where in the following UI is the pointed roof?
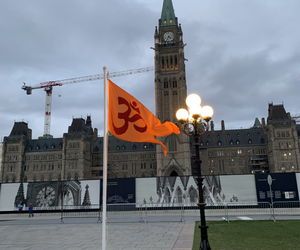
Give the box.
[267,103,291,124]
[253,118,261,127]
[161,0,176,26]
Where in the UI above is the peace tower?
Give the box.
[154,0,191,176]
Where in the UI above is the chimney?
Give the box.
[210,121,214,135]
[27,128,32,140]
[261,118,265,127]
[221,120,225,134]
[93,128,98,141]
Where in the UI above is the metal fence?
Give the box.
[20,201,300,223]
[60,204,101,223]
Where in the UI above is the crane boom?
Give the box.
[21,66,154,137]
[22,66,154,92]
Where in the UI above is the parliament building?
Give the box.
[1,0,300,183]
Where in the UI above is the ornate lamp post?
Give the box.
[176,93,213,250]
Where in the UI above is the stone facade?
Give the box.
[1,117,95,183]
[264,104,300,173]
[1,104,300,183]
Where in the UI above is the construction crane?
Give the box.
[292,115,300,124]
[22,66,154,138]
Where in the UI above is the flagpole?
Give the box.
[102,66,108,250]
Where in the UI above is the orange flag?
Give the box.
[108,79,180,156]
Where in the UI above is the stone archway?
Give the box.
[165,165,184,176]
[170,170,178,176]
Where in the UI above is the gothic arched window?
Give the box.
[169,135,177,152]
[162,56,165,70]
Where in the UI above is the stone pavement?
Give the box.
[0,214,195,250]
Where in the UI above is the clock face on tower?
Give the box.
[36,185,56,207]
[163,32,174,42]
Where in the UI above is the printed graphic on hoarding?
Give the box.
[219,175,257,204]
[136,176,223,206]
[0,182,28,211]
[105,178,135,204]
[0,180,101,211]
[296,173,300,201]
[255,173,299,202]
[80,180,100,208]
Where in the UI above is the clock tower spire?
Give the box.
[161,0,176,26]
[154,0,191,176]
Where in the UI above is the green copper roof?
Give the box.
[253,118,261,127]
[161,0,176,26]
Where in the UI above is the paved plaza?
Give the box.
[1,213,299,250]
[0,214,194,250]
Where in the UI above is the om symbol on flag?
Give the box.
[112,97,147,135]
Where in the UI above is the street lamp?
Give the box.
[176,93,213,250]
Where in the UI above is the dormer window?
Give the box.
[170,19,173,24]
[164,19,167,24]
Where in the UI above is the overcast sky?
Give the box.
[1,0,299,140]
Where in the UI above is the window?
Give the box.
[169,136,177,152]
[170,19,172,24]
[217,151,224,156]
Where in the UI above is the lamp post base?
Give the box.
[197,202,211,250]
